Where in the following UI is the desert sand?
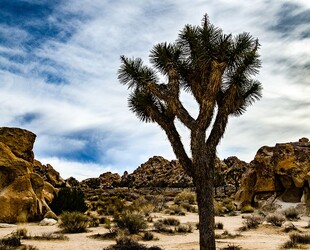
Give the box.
[1,213,309,250]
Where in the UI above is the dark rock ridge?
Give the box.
[120,156,194,188]
[235,138,310,213]
[80,172,121,190]
[0,127,57,223]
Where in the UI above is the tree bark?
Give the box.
[195,157,216,250]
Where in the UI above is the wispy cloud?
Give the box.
[0,0,309,180]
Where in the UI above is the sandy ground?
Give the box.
[0,213,309,250]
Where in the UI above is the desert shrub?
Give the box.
[50,187,87,215]
[241,205,254,213]
[97,196,126,216]
[165,205,185,216]
[215,222,224,230]
[161,218,180,226]
[266,213,286,227]
[175,223,193,233]
[216,230,240,239]
[31,233,68,241]
[89,231,118,240]
[289,233,310,244]
[180,203,198,213]
[153,221,174,234]
[103,236,163,250]
[239,215,263,231]
[142,232,155,241]
[214,201,226,216]
[282,233,310,249]
[14,228,28,238]
[0,234,21,248]
[174,191,196,205]
[221,244,241,250]
[283,207,300,220]
[59,211,89,233]
[114,211,147,234]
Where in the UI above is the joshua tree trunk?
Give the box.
[194,155,216,250]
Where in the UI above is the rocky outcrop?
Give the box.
[80,172,121,190]
[33,160,65,188]
[235,138,310,213]
[0,127,57,223]
[120,156,194,188]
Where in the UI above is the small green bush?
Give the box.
[266,213,286,227]
[114,211,147,234]
[59,211,89,233]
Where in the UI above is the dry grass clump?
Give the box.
[215,222,224,230]
[266,213,286,227]
[239,215,263,231]
[59,211,89,233]
[103,236,163,250]
[282,207,300,220]
[161,218,180,226]
[174,191,196,205]
[220,244,242,250]
[282,233,310,249]
[216,230,241,239]
[175,223,193,233]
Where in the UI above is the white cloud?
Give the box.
[0,0,309,179]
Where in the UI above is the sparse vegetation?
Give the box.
[221,244,242,250]
[239,215,263,231]
[175,223,193,233]
[103,236,163,250]
[266,213,286,227]
[282,207,300,220]
[142,232,156,241]
[282,233,310,249]
[59,211,89,233]
[114,211,148,234]
[215,222,224,230]
[161,218,180,226]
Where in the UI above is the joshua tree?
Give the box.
[118,14,262,250]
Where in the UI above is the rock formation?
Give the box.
[235,138,310,213]
[80,172,121,190]
[33,160,65,188]
[120,156,194,188]
[0,127,57,223]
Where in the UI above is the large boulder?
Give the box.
[0,127,36,163]
[0,127,56,223]
[235,138,310,213]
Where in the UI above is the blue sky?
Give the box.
[0,0,309,180]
